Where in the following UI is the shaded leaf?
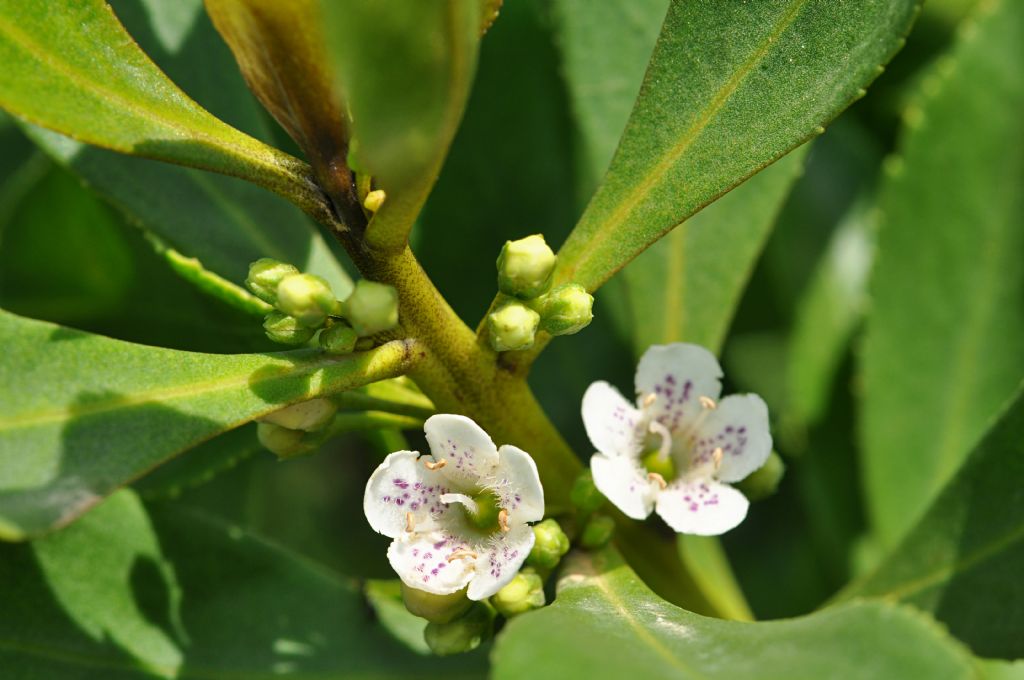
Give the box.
[552,0,918,292]
[365,580,432,655]
[323,0,482,250]
[861,0,1024,547]
[841,383,1024,659]
[0,310,420,539]
[493,549,974,680]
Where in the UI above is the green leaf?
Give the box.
[861,0,1024,547]
[0,309,420,540]
[840,383,1024,659]
[553,0,918,292]
[0,0,329,218]
[0,489,485,677]
[365,580,433,655]
[323,0,483,250]
[205,0,357,214]
[493,549,974,680]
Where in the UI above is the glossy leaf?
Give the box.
[861,0,1024,547]
[205,0,357,215]
[0,310,420,540]
[0,0,329,217]
[553,0,919,292]
[493,549,974,680]
[323,0,483,250]
[0,489,484,677]
[841,384,1024,659]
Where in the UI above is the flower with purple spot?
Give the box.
[581,343,772,536]
[364,414,544,600]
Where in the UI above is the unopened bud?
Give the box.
[342,280,399,336]
[496,234,556,300]
[527,518,570,570]
[319,321,358,354]
[570,470,605,514]
[491,568,545,617]
[363,189,386,212]
[256,422,308,457]
[579,514,615,549]
[735,451,785,501]
[487,300,540,352]
[263,311,316,345]
[245,258,299,303]
[537,283,593,336]
[276,273,336,328]
[258,398,337,432]
[423,602,493,656]
[401,583,472,624]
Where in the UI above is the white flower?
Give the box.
[582,343,772,536]
[364,414,544,600]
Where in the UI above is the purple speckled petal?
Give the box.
[492,445,544,524]
[581,381,645,458]
[655,477,748,536]
[466,524,535,601]
[635,344,722,435]
[424,414,500,489]
[590,453,658,520]
[691,394,772,483]
[364,451,455,538]
[387,528,476,595]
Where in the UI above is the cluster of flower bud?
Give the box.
[487,235,594,352]
[244,259,398,352]
[256,398,338,459]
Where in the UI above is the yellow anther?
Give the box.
[699,395,718,410]
[447,548,478,563]
[642,393,657,408]
[498,508,510,533]
[712,447,724,468]
[424,458,447,470]
[363,189,386,212]
[405,512,415,533]
[647,472,668,489]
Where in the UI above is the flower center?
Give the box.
[441,490,503,532]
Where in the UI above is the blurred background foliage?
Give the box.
[2,0,1019,674]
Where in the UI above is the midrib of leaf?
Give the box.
[563,0,806,283]
[662,227,686,343]
[0,10,289,175]
[576,558,703,679]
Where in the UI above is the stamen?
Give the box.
[647,472,668,489]
[447,548,478,562]
[498,508,510,533]
[648,420,673,460]
[405,512,415,533]
[642,393,657,408]
[699,395,718,410]
[424,458,447,470]
[712,447,724,469]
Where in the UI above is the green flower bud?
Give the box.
[259,398,337,432]
[537,283,593,336]
[256,422,308,457]
[491,568,545,617]
[423,603,493,656]
[342,280,399,336]
[570,470,605,514]
[263,312,316,346]
[319,321,358,354]
[579,514,615,549]
[245,258,299,303]
[735,451,786,501]
[401,583,472,624]
[496,234,556,299]
[276,273,336,328]
[527,518,571,570]
[487,300,540,352]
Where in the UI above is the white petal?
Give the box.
[491,445,544,524]
[635,344,722,434]
[590,453,658,520]
[655,477,749,536]
[691,394,772,483]
[387,528,476,595]
[581,381,645,458]
[466,524,535,601]
[364,451,458,538]
[424,414,500,489]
